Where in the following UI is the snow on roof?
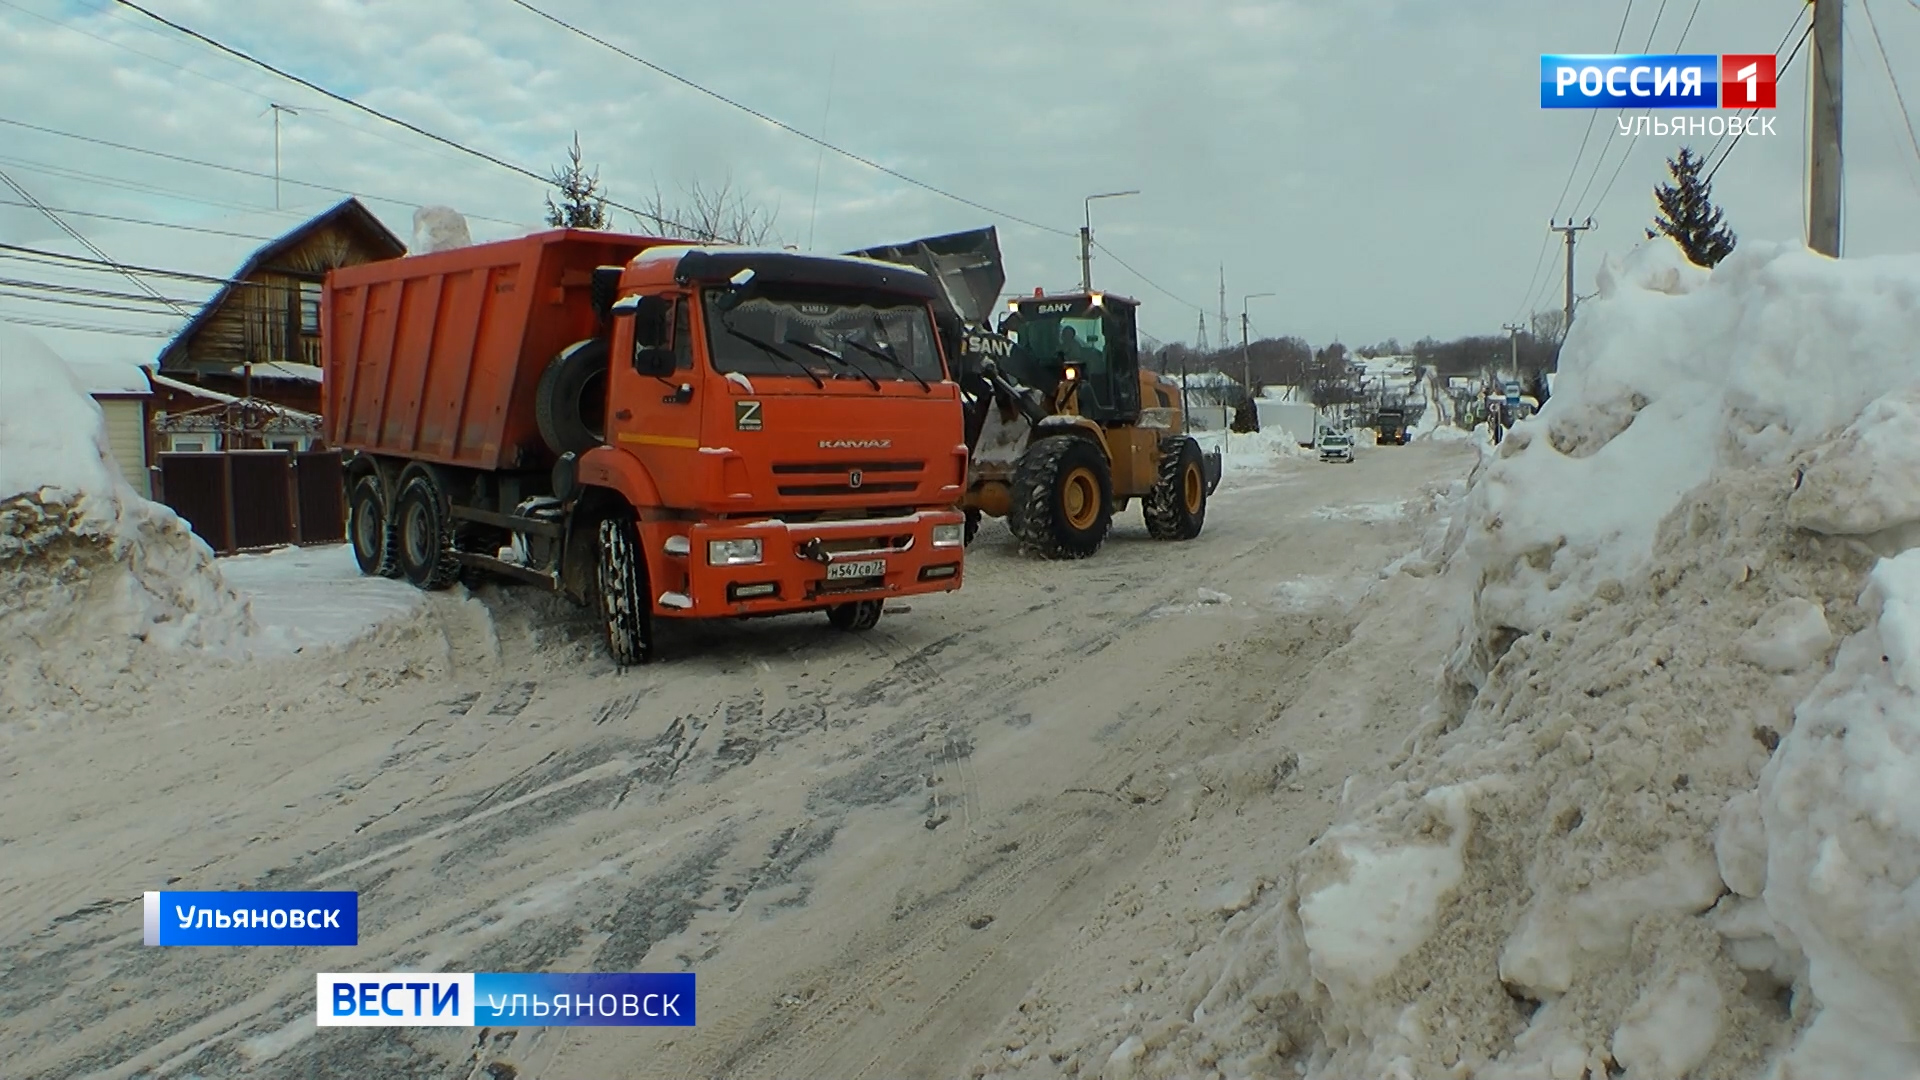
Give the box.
[632,244,929,275]
[61,359,150,396]
[243,362,322,383]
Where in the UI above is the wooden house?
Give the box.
[153,197,404,447]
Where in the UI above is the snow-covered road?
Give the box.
[0,438,1476,1080]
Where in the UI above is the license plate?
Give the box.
[825,558,886,580]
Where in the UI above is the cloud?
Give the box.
[2,0,1916,364]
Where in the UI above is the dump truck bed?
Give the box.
[322,229,672,472]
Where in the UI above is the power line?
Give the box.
[0,116,535,231]
[0,312,175,337]
[500,0,1072,237]
[1862,0,1920,169]
[111,0,729,241]
[1089,239,1202,312]
[0,198,276,240]
[0,167,194,318]
[1548,0,1641,220]
[1707,20,1814,185]
[0,242,269,287]
[0,275,205,306]
[0,287,195,317]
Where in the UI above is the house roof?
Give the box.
[155,197,405,371]
[63,359,151,396]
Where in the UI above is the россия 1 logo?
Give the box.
[1540,54,1777,109]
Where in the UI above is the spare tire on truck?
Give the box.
[535,338,610,455]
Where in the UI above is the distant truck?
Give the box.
[322,230,969,665]
[1374,406,1407,445]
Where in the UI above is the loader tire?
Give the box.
[535,337,610,456]
[1144,435,1208,541]
[348,473,399,578]
[394,474,461,590]
[597,514,654,665]
[1009,434,1112,559]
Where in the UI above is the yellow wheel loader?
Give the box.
[848,229,1222,559]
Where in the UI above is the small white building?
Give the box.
[63,360,153,498]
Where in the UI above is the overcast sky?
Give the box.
[3,0,1919,367]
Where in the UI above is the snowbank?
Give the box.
[1084,240,1920,1079]
[0,327,254,730]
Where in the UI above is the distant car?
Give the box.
[1318,432,1355,463]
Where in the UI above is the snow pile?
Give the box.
[411,205,471,253]
[1075,240,1920,1079]
[0,327,254,729]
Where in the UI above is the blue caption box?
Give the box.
[316,972,696,1027]
[144,890,359,946]
[1540,54,1721,108]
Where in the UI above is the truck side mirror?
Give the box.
[627,295,675,376]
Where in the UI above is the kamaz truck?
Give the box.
[323,230,969,665]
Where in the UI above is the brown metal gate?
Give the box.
[155,449,347,555]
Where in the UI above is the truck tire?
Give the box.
[598,515,654,665]
[1009,434,1113,559]
[348,473,398,578]
[826,599,882,631]
[393,474,461,590]
[1144,436,1208,541]
[963,507,981,547]
[535,338,610,456]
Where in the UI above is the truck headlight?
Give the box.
[931,523,965,548]
[708,538,763,565]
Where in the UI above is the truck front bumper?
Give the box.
[644,510,966,618]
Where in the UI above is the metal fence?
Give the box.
[154,449,346,555]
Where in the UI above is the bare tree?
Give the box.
[636,175,780,245]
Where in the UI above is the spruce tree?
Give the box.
[545,133,609,229]
[1646,147,1736,267]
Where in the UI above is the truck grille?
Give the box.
[773,460,924,498]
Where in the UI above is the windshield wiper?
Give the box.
[785,337,880,391]
[847,326,931,392]
[722,324,823,388]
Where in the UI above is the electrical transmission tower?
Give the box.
[1196,312,1209,351]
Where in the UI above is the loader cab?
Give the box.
[998,291,1143,426]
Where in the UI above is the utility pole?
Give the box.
[264,104,299,210]
[1808,0,1842,256]
[1242,292,1274,413]
[1502,322,1524,375]
[1551,218,1594,330]
[1081,190,1138,292]
[1217,267,1228,358]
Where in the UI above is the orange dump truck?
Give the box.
[322,229,969,664]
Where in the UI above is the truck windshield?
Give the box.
[703,288,943,383]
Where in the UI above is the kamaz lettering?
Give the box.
[819,439,892,450]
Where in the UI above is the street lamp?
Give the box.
[1081,190,1139,292]
[1241,292,1275,406]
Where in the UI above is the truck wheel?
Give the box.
[598,515,654,665]
[826,599,882,631]
[535,338,610,456]
[963,508,981,547]
[348,473,398,578]
[394,474,461,590]
[1009,435,1113,559]
[1143,436,1208,541]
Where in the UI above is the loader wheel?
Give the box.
[348,473,398,578]
[597,514,654,665]
[1009,435,1113,559]
[394,474,461,590]
[535,337,610,456]
[1144,436,1208,541]
[826,599,883,632]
